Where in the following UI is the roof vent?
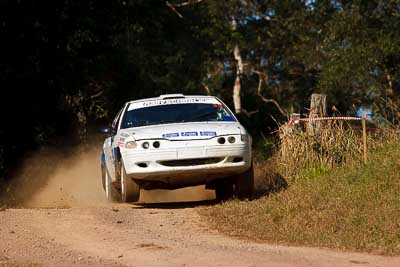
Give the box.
[159,94,185,99]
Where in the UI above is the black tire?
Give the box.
[235,163,255,200]
[101,163,120,202]
[101,163,107,191]
[215,180,234,202]
[120,160,140,203]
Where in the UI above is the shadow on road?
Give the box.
[131,170,288,210]
[133,199,218,209]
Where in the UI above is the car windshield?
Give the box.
[120,103,236,128]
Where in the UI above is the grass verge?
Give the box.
[199,142,400,255]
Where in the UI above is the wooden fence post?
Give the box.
[362,118,367,162]
[308,93,327,135]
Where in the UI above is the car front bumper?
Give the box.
[121,142,251,187]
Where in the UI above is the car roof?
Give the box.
[125,94,217,106]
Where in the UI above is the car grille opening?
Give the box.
[137,162,148,168]
[159,157,223,167]
[232,157,243,163]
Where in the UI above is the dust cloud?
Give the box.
[13,147,108,208]
[3,146,214,208]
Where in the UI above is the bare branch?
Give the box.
[166,0,204,18]
[201,82,211,95]
[166,1,184,18]
[253,70,287,116]
[89,90,104,99]
[241,108,259,117]
[257,93,287,116]
[170,0,204,7]
[253,70,266,95]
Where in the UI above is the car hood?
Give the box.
[120,122,244,140]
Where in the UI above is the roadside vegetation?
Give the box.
[200,123,400,255]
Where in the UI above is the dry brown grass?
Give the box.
[200,142,400,255]
[278,119,399,177]
[200,113,400,255]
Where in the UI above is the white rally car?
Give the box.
[100,94,254,202]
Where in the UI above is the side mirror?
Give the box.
[99,126,115,136]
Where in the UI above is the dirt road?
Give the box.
[1,148,400,266]
[2,203,400,267]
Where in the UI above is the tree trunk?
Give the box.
[232,18,243,114]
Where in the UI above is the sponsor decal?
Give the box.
[117,141,125,147]
[162,131,217,138]
[200,131,217,136]
[128,97,220,111]
[162,132,179,138]
[181,131,198,137]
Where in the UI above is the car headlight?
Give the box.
[125,141,137,149]
[241,134,250,143]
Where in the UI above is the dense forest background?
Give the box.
[1,0,400,181]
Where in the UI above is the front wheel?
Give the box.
[120,161,140,203]
[101,163,119,202]
[215,182,234,202]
